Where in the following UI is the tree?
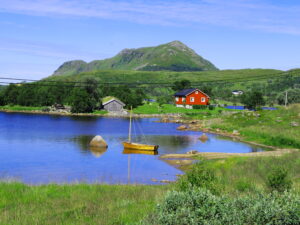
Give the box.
[0,92,4,106]
[172,80,191,91]
[241,91,265,110]
[69,88,96,113]
[3,84,20,105]
[157,95,173,107]
[277,89,300,105]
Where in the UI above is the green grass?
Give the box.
[0,105,44,111]
[133,102,232,117]
[202,151,300,194]
[0,183,168,225]
[92,110,108,115]
[206,104,300,149]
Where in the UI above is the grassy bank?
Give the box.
[0,183,168,225]
[191,151,300,194]
[0,105,45,111]
[197,104,300,149]
[144,150,300,224]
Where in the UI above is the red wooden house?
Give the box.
[174,88,210,109]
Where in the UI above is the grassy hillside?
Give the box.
[48,68,283,84]
[52,41,218,75]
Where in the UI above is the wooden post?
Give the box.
[285,91,288,108]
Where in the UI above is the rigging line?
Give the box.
[135,118,148,144]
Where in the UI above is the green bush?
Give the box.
[146,189,300,225]
[193,105,207,110]
[177,164,220,194]
[267,167,292,192]
[208,105,215,110]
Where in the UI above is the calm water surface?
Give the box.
[0,112,264,184]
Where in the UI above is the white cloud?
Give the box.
[0,0,299,35]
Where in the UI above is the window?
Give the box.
[190,97,195,102]
[182,97,186,102]
[175,97,179,101]
[195,91,198,94]
[201,97,206,102]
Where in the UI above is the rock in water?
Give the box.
[177,125,188,130]
[89,136,108,148]
[199,133,208,142]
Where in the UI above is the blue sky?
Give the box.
[0,0,300,79]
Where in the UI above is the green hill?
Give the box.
[48,68,283,84]
[52,41,218,75]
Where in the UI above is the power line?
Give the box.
[0,70,299,88]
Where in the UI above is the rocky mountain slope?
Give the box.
[53,41,218,76]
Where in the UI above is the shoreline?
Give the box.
[0,109,182,118]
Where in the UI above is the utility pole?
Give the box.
[285,91,288,108]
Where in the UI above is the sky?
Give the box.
[0,0,300,79]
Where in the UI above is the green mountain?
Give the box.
[53,41,218,76]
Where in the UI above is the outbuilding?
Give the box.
[174,88,210,109]
[102,98,126,112]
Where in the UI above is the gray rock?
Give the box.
[187,150,198,154]
[290,122,299,127]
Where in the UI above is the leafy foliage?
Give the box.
[172,79,192,91]
[69,88,96,113]
[177,164,220,194]
[267,167,292,192]
[241,90,265,109]
[146,189,300,225]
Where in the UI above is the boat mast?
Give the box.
[128,106,132,142]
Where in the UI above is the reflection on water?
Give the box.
[123,148,158,155]
[0,112,266,184]
[90,147,107,158]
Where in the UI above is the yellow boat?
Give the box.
[122,107,159,151]
[123,148,158,155]
[123,142,159,151]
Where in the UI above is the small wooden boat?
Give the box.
[123,148,158,155]
[122,107,159,151]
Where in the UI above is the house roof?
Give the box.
[102,98,126,106]
[174,88,210,98]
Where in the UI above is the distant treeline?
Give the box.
[0,78,146,113]
[1,74,300,112]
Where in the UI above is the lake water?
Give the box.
[0,112,264,184]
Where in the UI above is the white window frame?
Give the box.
[182,97,186,102]
[201,97,206,102]
[195,91,199,94]
[175,97,179,101]
[190,97,195,102]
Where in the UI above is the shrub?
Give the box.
[218,109,223,114]
[177,164,220,194]
[193,105,207,110]
[208,105,215,110]
[267,167,292,192]
[146,189,300,225]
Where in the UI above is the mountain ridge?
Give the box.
[53,41,218,76]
